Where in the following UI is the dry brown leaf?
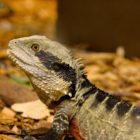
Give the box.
[33,119,52,130]
[11,100,50,119]
[0,112,17,125]
[118,63,140,83]
[11,125,19,133]
[1,107,16,118]
[0,135,21,140]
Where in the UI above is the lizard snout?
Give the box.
[8,39,19,48]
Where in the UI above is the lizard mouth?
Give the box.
[8,49,30,66]
[7,48,35,74]
[7,48,33,66]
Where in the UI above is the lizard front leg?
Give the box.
[42,108,70,140]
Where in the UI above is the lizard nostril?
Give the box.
[13,40,18,44]
[8,40,18,48]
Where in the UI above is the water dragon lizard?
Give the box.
[8,35,140,140]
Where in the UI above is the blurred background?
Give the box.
[0,1,140,139]
[57,0,140,57]
[0,0,57,48]
[0,0,140,56]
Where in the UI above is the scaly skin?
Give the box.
[8,36,140,140]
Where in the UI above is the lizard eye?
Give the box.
[31,43,40,52]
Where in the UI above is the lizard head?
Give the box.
[8,35,87,108]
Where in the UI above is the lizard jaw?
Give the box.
[8,49,30,66]
[7,48,37,76]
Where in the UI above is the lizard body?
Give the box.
[8,36,140,140]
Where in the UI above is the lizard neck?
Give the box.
[74,74,96,103]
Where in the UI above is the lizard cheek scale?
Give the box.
[8,35,140,140]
